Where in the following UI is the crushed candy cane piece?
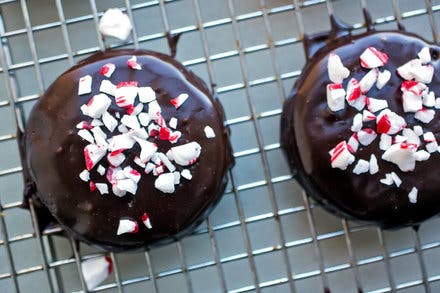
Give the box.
[117,218,138,235]
[390,172,402,187]
[360,47,389,68]
[376,109,406,135]
[418,47,431,64]
[107,150,126,167]
[365,97,388,113]
[142,213,152,229]
[157,152,176,172]
[414,108,435,124]
[81,256,112,291]
[345,78,365,110]
[408,187,418,203]
[170,93,189,109]
[347,134,359,153]
[173,171,181,185]
[379,134,392,151]
[436,98,440,109]
[87,94,111,118]
[423,132,438,153]
[79,169,90,182]
[76,121,92,130]
[413,125,423,136]
[127,56,141,70]
[98,8,132,41]
[115,81,138,108]
[181,169,192,180]
[359,68,378,94]
[380,173,394,186]
[118,124,128,133]
[78,75,92,95]
[134,137,157,163]
[102,111,118,132]
[91,127,108,146]
[148,100,161,120]
[327,53,350,84]
[145,162,155,174]
[402,128,421,146]
[84,144,107,170]
[362,110,376,122]
[422,90,435,107]
[100,63,116,78]
[78,129,95,144]
[169,117,178,129]
[154,173,175,193]
[108,133,135,151]
[123,166,141,183]
[116,178,138,195]
[397,59,421,80]
[97,164,106,176]
[330,141,355,170]
[91,119,103,127]
[153,165,164,176]
[350,113,363,132]
[138,112,150,126]
[382,142,417,172]
[357,128,377,146]
[100,80,116,96]
[353,159,369,175]
[95,183,109,195]
[394,135,407,143]
[415,150,430,161]
[121,114,140,130]
[402,90,423,113]
[204,126,216,138]
[168,142,202,166]
[413,64,434,84]
[134,156,146,168]
[369,154,379,174]
[376,70,391,89]
[326,83,346,112]
[138,87,156,103]
[89,181,96,191]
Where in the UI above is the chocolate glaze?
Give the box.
[23,49,233,251]
[281,29,440,229]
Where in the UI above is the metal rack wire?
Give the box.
[0,0,439,292]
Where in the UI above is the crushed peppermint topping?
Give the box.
[100,63,116,78]
[116,218,138,235]
[141,213,153,229]
[326,47,437,204]
[81,256,113,291]
[78,75,92,95]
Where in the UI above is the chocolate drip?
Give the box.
[166,32,182,58]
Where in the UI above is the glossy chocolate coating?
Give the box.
[23,49,233,251]
[281,31,440,229]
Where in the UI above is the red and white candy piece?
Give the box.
[97,165,106,176]
[369,154,379,174]
[100,80,116,96]
[81,256,113,291]
[382,142,417,172]
[78,75,92,95]
[170,93,189,109]
[154,173,175,193]
[347,134,359,153]
[121,114,140,130]
[79,169,90,182]
[142,213,152,229]
[127,56,141,70]
[397,59,421,80]
[100,63,116,78]
[157,152,176,172]
[116,218,138,235]
[422,90,435,107]
[401,80,427,95]
[376,70,391,90]
[145,162,155,174]
[169,117,178,129]
[204,126,216,138]
[84,144,107,170]
[413,125,423,136]
[168,142,202,166]
[78,129,95,144]
[414,108,435,124]
[360,47,389,69]
[91,119,103,127]
[138,112,150,127]
[359,68,378,94]
[138,87,156,103]
[330,141,355,170]
[115,81,138,108]
[108,133,135,152]
[423,132,438,153]
[357,128,377,146]
[415,150,430,161]
[350,113,363,132]
[362,110,376,122]
[102,111,118,132]
[379,134,392,151]
[397,59,434,83]
[116,178,138,195]
[402,90,423,113]
[76,121,92,130]
[376,109,406,135]
[327,53,350,84]
[408,187,418,203]
[365,97,388,113]
[134,137,158,163]
[181,169,192,180]
[326,83,346,112]
[402,128,421,146]
[173,171,181,185]
[86,94,111,118]
[107,150,126,167]
[418,47,431,64]
[352,159,369,175]
[118,124,128,133]
[95,183,109,195]
[98,8,132,41]
[148,100,161,120]
[345,78,365,110]
[123,166,141,183]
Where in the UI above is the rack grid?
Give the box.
[0,0,439,292]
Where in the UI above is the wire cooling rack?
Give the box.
[0,0,440,292]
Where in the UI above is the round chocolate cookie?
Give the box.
[23,49,233,251]
[281,29,440,229]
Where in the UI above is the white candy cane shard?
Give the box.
[173,171,181,185]
[326,83,346,112]
[100,63,116,78]
[115,81,138,108]
[376,69,391,90]
[204,126,216,138]
[138,112,150,127]
[148,100,161,120]
[345,78,365,110]
[121,114,140,130]
[76,121,92,129]
[413,64,434,84]
[402,128,421,146]
[401,80,427,95]
[379,134,392,151]
[118,124,128,133]
[369,154,379,174]
[107,150,126,167]
[402,90,423,113]
[408,187,418,203]
[130,103,144,116]
[426,141,438,153]
[91,119,103,127]
[112,184,126,197]
[91,127,108,146]
[352,159,370,175]
[86,94,111,118]
[98,8,132,41]
[116,178,138,195]
[327,53,350,84]
[169,117,178,129]
[132,127,149,140]
[95,183,109,195]
[78,75,92,96]
[145,162,155,174]
[382,143,417,172]
[79,169,90,182]
[169,142,202,166]
[127,56,141,70]
[78,129,95,144]
[418,47,431,64]
[350,113,363,132]
[380,173,394,186]
[413,125,423,136]
[181,169,192,180]
[360,47,389,68]
[154,173,175,193]
[362,110,376,122]
[170,93,189,109]
[359,68,378,94]
[414,108,435,124]
[330,141,355,170]
[117,218,138,235]
[157,152,176,172]
[365,97,388,113]
[394,135,407,143]
[134,156,146,168]
[347,134,359,153]
[134,137,158,162]
[97,164,106,176]
[422,90,435,107]
[390,172,402,187]
[81,256,112,291]
[168,131,181,144]
[108,133,135,151]
[84,144,107,170]
[424,132,436,143]
[357,128,377,146]
[376,109,406,135]
[436,98,440,109]
[102,111,118,132]
[415,150,430,161]
[397,59,421,80]
[100,80,116,96]
[142,213,152,229]
[123,166,141,183]
[138,87,156,103]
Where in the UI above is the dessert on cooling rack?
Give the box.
[21,49,233,251]
[281,17,440,228]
